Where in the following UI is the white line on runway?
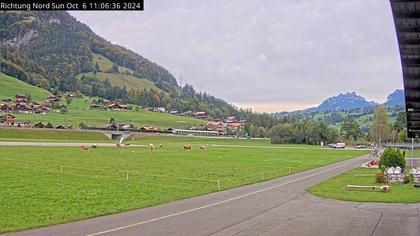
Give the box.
[86,157,363,236]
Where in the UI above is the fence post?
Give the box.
[217,179,221,191]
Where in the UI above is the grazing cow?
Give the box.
[183,145,192,150]
[199,145,206,151]
[81,145,89,152]
[91,144,97,149]
[159,144,163,149]
[116,143,124,148]
[149,143,156,152]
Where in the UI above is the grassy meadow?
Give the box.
[0,72,51,101]
[309,167,420,203]
[0,128,109,142]
[0,143,366,232]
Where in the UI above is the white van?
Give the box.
[335,143,346,148]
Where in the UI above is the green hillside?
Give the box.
[77,72,162,92]
[92,53,133,74]
[0,72,51,101]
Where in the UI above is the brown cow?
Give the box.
[81,145,89,152]
[159,144,164,149]
[199,145,206,151]
[183,145,192,150]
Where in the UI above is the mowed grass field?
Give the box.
[0,142,367,233]
[0,72,51,101]
[8,97,206,130]
[309,167,420,203]
[0,128,109,142]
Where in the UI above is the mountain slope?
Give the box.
[304,92,376,112]
[0,12,237,118]
[384,89,405,107]
[0,72,51,101]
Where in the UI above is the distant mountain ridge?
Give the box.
[384,89,405,107]
[303,92,377,113]
[299,90,404,113]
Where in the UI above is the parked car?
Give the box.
[335,143,346,148]
[355,144,366,149]
[327,143,337,148]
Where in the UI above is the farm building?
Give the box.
[172,129,219,136]
[0,114,15,125]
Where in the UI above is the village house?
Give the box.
[193,111,207,119]
[14,121,29,128]
[153,107,166,113]
[119,124,134,131]
[56,124,73,129]
[107,103,130,111]
[140,126,158,133]
[0,114,15,125]
[47,95,61,102]
[34,122,50,128]
[105,124,118,130]
[15,103,32,114]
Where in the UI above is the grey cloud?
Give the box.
[70,0,403,111]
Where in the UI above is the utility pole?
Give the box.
[412,138,415,168]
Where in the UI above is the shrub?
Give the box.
[270,136,284,144]
[404,176,410,184]
[379,147,406,169]
[375,173,388,183]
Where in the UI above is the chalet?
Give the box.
[34,122,49,128]
[33,105,49,115]
[108,103,130,111]
[47,95,61,102]
[153,107,166,113]
[14,121,29,128]
[194,112,207,119]
[15,95,28,100]
[90,104,102,109]
[15,103,32,113]
[226,116,238,123]
[105,124,118,130]
[15,98,29,103]
[59,105,68,113]
[0,114,15,125]
[119,124,134,131]
[0,104,11,112]
[180,111,193,117]
[56,124,73,129]
[140,126,158,133]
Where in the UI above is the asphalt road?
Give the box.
[6,154,420,236]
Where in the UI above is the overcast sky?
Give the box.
[70,0,403,112]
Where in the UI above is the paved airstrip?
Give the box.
[5,153,420,236]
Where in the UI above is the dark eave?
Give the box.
[391,0,420,138]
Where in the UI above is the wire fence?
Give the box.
[0,158,302,191]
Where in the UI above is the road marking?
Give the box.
[86,157,363,236]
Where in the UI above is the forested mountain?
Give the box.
[0,11,237,118]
